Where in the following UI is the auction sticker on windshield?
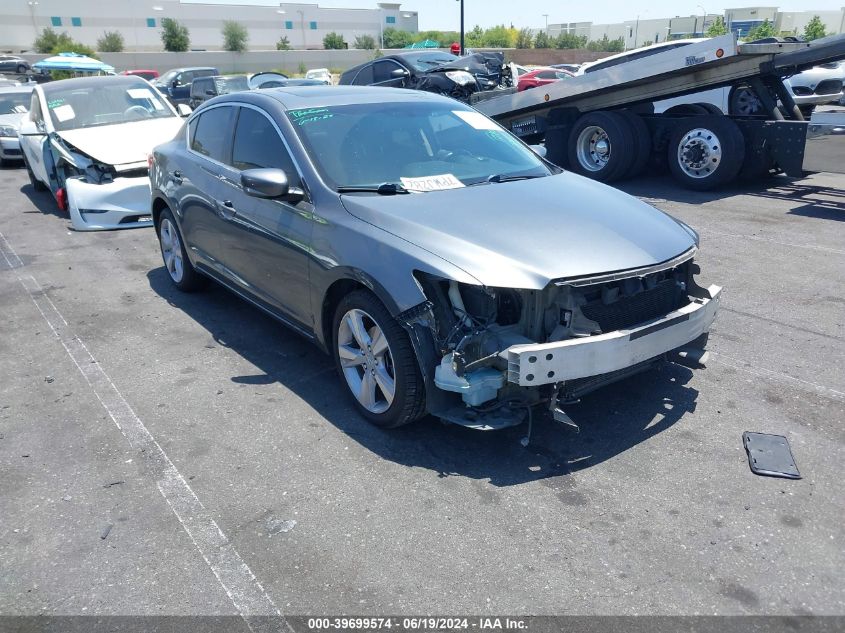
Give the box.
[52,104,75,122]
[400,174,465,192]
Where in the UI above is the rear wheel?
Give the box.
[567,111,635,182]
[157,208,204,292]
[17,64,27,74]
[668,116,745,190]
[332,290,425,428]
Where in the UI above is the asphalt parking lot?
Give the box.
[0,162,843,619]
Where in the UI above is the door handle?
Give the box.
[217,199,236,219]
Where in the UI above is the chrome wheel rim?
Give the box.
[575,125,611,172]
[734,87,762,115]
[677,128,722,179]
[337,308,395,414]
[159,218,184,283]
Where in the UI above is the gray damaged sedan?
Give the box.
[150,86,721,432]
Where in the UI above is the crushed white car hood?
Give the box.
[56,117,184,166]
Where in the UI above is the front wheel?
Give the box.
[566,111,635,182]
[157,208,205,292]
[332,290,425,428]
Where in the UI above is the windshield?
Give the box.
[406,53,460,71]
[216,75,249,94]
[0,92,30,115]
[44,82,175,131]
[287,102,552,191]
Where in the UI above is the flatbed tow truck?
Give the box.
[472,34,845,189]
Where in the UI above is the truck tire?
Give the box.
[668,116,745,191]
[618,111,652,179]
[693,103,725,115]
[729,85,764,116]
[567,111,635,182]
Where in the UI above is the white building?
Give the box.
[1,0,419,52]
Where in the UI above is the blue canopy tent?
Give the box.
[404,39,440,49]
[33,52,114,74]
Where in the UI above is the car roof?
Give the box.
[207,85,458,111]
[39,74,149,95]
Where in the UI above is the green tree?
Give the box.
[35,28,61,53]
[96,30,124,52]
[803,16,828,41]
[354,34,376,49]
[323,31,346,49]
[555,33,587,49]
[706,16,728,37]
[465,25,484,48]
[276,35,290,50]
[34,29,97,58]
[587,35,623,52]
[382,27,413,48]
[515,27,533,49]
[746,19,776,41]
[161,17,190,52]
[533,31,551,48]
[222,20,248,52]
[482,25,516,47]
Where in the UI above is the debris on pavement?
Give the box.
[265,516,297,535]
[743,432,802,479]
[100,523,113,540]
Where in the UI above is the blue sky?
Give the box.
[186,1,845,30]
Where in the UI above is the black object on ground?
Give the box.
[743,432,802,479]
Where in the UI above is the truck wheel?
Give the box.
[729,85,764,116]
[668,117,745,191]
[567,111,635,182]
[694,103,725,115]
[618,111,652,179]
[664,104,711,116]
[333,290,425,429]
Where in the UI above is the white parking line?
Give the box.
[0,232,289,632]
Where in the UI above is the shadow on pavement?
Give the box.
[147,266,699,487]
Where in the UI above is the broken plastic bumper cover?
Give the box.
[503,285,721,386]
[66,176,154,232]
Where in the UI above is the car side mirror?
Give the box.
[176,104,192,117]
[391,68,410,79]
[530,144,547,158]
[242,169,305,204]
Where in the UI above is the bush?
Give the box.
[97,30,124,52]
[515,27,533,49]
[276,36,291,51]
[382,27,413,49]
[533,31,551,49]
[354,34,376,50]
[586,35,624,53]
[555,33,587,49]
[323,32,346,50]
[706,17,728,37]
[35,28,97,55]
[161,17,190,52]
[298,61,307,75]
[222,20,248,52]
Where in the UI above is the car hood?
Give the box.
[340,172,697,289]
[0,112,26,128]
[56,117,184,166]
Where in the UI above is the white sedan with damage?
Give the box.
[18,75,187,231]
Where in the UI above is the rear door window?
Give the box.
[190,106,236,163]
[351,63,374,85]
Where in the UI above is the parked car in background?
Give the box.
[153,66,218,105]
[551,63,582,74]
[19,75,186,230]
[0,55,31,75]
[339,51,513,103]
[517,66,574,92]
[121,69,160,81]
[189,74,250,108]
[150,86,719,431]
[305,68,332,84]
[248,71,288,89]
[0,85,33,166]
[248,72,323,89]
[785,61,844,115]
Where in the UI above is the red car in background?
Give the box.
[120,69,160,81]
[517,66,574,92]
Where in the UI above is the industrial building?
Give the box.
[1,0,419,52]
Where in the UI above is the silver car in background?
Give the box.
[0,85,32,166]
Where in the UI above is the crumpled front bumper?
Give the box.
[503,285,721,386]
[66,176,154,232]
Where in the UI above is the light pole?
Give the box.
[633,14,640,49]
[27,0,39,41]
[456,0,464,55]
[697,5,707,35]
[542,14,549,34]
[298,9,305,49]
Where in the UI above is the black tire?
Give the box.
[729,85,764,116]
[332,290,425,429]
[22,154,47,190]
[17,64,27,74]
[664,104,711,116]
[156,208,205,292]
[694,102,725,116]
[617,111,652,179]
[667,116,745,191]
[566,111,636,182]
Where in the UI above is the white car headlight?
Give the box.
[0,125,18,137]
[445,71,476,87]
